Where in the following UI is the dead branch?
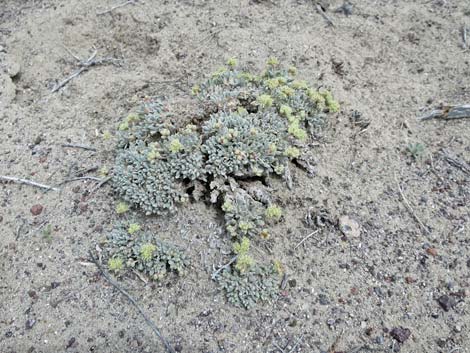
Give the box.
[211,255,238,280]
[52,49,121,93]
[419,104,470,121]
[315,3,335,27]
[394,173,428,235]
[441,151,470,175]
[89,251,176,353]
[96,0,138,15]
[294,230,320,250]
[462,25,468,49]
[58,176,104,186]
[61,143,97,151]
[0,175,59,191]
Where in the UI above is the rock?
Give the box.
[335,2,353,16]
[318,293,330,305]
[426,247,438,256]
[25,319,36,330]
[28,290,38,300]
[338,215,360,238]
[437,295,457,312]
[390,327,411,343]
[6,61,21,78]
[66,337,77,349]
[30,204,43,216]
[0,74,16,109]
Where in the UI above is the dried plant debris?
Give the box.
[111,59,338,307]
[104,223,189,280]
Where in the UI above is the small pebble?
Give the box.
[390,327,411,343]
[426,247,438,256]
[437,295,456,312]
[30,204,43,216]
[25,319,36,330]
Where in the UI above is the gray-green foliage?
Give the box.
[222,189,266,238]
[113,59,338,217]
[111,59,339,307]
[105,223,188,280]
[217,265,280,309]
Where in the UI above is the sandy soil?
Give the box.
[1,0,469,352]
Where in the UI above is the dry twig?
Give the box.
[96,0,138,15]
[211,255,238,280]
[441,151,470,175]
[58,176,104,186]
[462,25,468,49]
[327,329,344,353]
[294,230,319,249]
[61,143,97,151]
[419,104,470,121]
[394,173,428,234]
[89,251,176,353]
[0,175,59,191]
[315,3,335,27]
[52,49,121,93]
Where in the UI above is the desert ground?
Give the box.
[1,0,469,352]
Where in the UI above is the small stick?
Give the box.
[294,230,319,249]
[287,334,304,353]
[462,25,468,49]
[52,49,121,93]
[89,251,176,353]
[394,173,428,234]
[88,176,112,195]
[315,3,335,27]
[441,152,470,175]
[418,104,470,121]
[61,143,97,151]
[61,44,81,62]
[96,0,138,15]
[211,255,238,280]
[58,176,103,186]
[273,342,286,353]
[0,175,59,191]
[51,66,87,93]
[327,329,344,353]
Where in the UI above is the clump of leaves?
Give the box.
[217,264,280,309]
[113,58,338,218]
[407,142,425,160]
[103,223,189,281]
[111,59,338,307]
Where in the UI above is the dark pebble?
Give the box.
[50,281,60,289]
[288,279,297,288]
[28,290,38,300]
[390,327,411,343]
[318,294,330,305]
[437,295,457,311]
[5,331,13,338]
[175,344,183,352]
[66,337,77,349]
[25,319,36,330]
[30,204,43,216]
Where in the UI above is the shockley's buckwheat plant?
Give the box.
[109,58,339,308]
